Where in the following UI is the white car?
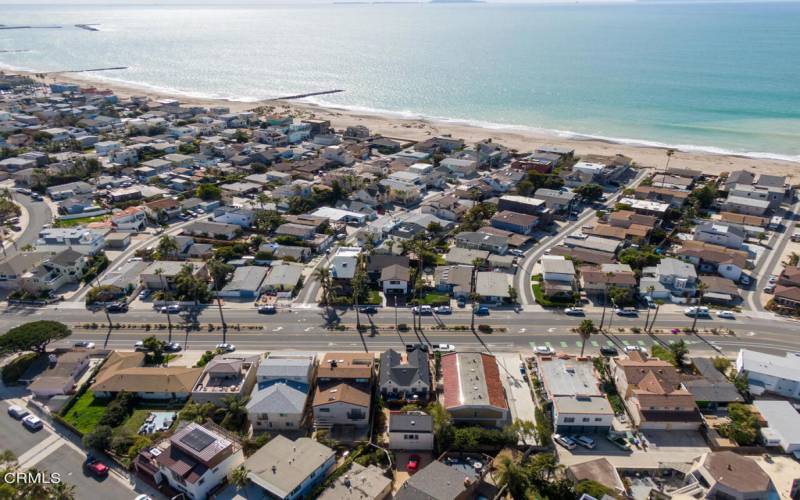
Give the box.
[624,345,642,352]
[684,306,710,317]
[22,415,43,431]
[412,305,433,315]
[432,343,456,353]
[534,345,555,355]
[216,343,235,352]
[134,341,147,351]
[716,310,736,319]
[434,305,452,314]
[509,249,524,257]
[74,341,96,349]
[574,435,597,449]
[7,405,29,420]
[768,275,779,284]
[553,434,576,450]
[564,307,584,315]
[160,304,181,314]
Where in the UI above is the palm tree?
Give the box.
[599,280,611,331]
[218,395,249,431]
[691,282,709,333]
[648,299,664,333]
[662,148,676,187]
[208,259,230,332]
[495,454,530,500]
[577,319,595,357]
[229,465,250,491]
[255,192,270,211]
[352,258,367,331]
[155,268,173,337]
[156,234,178,260]
[313,267,334,323]
[469,292,481,331]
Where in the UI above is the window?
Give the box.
[582,418,589,422]
[564,417,575,423]
[319,408,330,413]
[594,418,603,422]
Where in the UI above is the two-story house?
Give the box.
[379,348,431,401]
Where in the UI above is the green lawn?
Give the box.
[419,292,450,306]
[531,282,576,308]
[62,391,108,434]
[54,215,108,228]
[365,290,382,305]
[118,409,152,436]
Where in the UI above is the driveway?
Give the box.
[495,353,537,428]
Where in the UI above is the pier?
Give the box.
[44,67,128,75]
[75,24,100,32]
[0,26,62,30]
[269,89,344,101]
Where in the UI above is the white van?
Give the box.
[7,405,28,420]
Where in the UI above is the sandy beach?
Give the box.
[25,70,800,182]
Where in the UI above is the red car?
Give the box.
[407,454,421,473]
[84,456,109,478]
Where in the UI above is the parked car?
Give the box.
[432,343,455,353]
[216,343,235,352]
[769,274,779,284]
[624,345,642,352]
[412,305,433,315]
[84,455,109,478]
[359,305,378,314]
[607,434,631,451]
[600,346,619,356]
[615,307,638,316]
[534,345,555,355]
[684,306,710,317]
[716,310,736,319]
[474,305,490,316]
[763,284,776,294]
[160,304,181,314]
[21,415,43,431]
[554,434,576,450]
[7,405,29,420]
[73,341,96,349]
[134,341,147,351]
[15,188,31,195]
[258,305,276,314]
[739,274,752,286]
[509,249,524,257]
[138,289,151,300]
[574,436,597,449]
[407,454,421,473]
[406,343,429,353]
[457,298,466,308]
[564,307,584,315]
[434,305,452,314]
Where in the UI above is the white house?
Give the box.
[736,349,800,399]
[111,206,147,232]
[388,412,434,451]
[94,140,121,156]
[754,400,800,454]
[36,228,105,255]
[694,222,746,249]
[329,246,361,280]
[212,207,255,228]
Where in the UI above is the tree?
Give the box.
[229,465,250,490]
[661,148,676,187]
[507,285,518,304]
[175,264,211,304]
[668,339,689,370]
[691,282,709,333]
[313,267,333,316]
[574,183,604,201]
[0,321,71,354]
[577,319,595,357]
[643,286,654,330]
[154,268,173,335]
[179,401,216,423]
[609,286,633,307]
[233,129,249,143]
[427,221,443,234]
[352,263,367,331]
[495,453,530,500]
[207,258,233,291]
[196,183,222,201]
[253,210,284,233]
[719,403,759,445]
[83,425,113,450]
[218,396,249,432]
[141,336,166,364]
[155,235,179,260]
[648,299,664,332]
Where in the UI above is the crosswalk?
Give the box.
[529,338,703,351]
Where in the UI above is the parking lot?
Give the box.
[0,401,53,458]
[555,430,710,469]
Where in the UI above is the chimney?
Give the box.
[272,465,277,474]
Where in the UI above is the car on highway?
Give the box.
[434,305,452,314]
[564,307,584,315]
[258,305,276,314]
[84,455,109,478]
[21,415,43,431]
[216,343,236,352]
[716,310,736,319]
[134,341,147,351]
[106,302,128,313]
[164,342,182,352]
[600,346,619,356]
[406,343,429,353]
[359,305,378,314]
[73,341,96,349]
[30,193,42,201]
[553,434,576,450]
[474,305,490,316]
[432,343,455,353]
[534,345,555,355]
[684,306,710,317]
[160,304,181,314]
[623,345,642,353]
[573,435,597,449]
[7,405,29,420]
[412,305,433,315]
[615,307,638,316]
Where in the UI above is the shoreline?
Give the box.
[17,69,800,182]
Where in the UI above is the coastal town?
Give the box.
[1,71,800,500]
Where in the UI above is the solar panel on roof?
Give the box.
[180,428,215,452]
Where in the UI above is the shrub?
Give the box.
[83,425,113,450]
[1,352,39,384]
[477,324,493,333]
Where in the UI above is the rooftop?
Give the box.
[245,436,334,499]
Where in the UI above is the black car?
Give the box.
[406,343,429,353]
[600,346,619,356]
[360,306,378,314]
[106,302,128,313]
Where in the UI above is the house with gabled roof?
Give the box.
[379,348,431,401]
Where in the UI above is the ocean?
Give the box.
[1,2,799,160]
